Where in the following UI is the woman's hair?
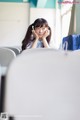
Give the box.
[22,18,51,50]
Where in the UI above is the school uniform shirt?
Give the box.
[26,40,44,49]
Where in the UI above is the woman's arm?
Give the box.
[42,38,50,48]
[31,38,38,48]
[31,29,39,48]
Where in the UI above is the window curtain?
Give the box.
[53,0,62,49]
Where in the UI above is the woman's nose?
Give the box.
[39,29,43,33]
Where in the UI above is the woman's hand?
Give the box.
[42,29,50,39]
[32,29,39,40]
[31,29,39,48]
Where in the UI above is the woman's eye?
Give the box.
[42,28,45,30]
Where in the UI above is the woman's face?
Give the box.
[35,25,48,38]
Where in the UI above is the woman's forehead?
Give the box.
[36,24,48,28]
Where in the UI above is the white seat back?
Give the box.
[5,47,20,55]
[4,49,80,120]
[0,47,16,67]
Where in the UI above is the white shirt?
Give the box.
[26,40,43,49]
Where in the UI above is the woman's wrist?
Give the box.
[42,37,46,41]
[42,38,50,48]
[31,38,38,48]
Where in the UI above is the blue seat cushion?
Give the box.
[62,34,80,50]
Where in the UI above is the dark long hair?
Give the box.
[22,18,51,50]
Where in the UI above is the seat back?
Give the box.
[0,48,16,113]
[0,65,1,113]
[4,49,80,120]
[5,47,21,55]
[0,47,16,67]
[62,34,80,50]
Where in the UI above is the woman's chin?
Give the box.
[39,36,43,39]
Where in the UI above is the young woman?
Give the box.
[22,18,51,51]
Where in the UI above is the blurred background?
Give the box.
[0,0,80,49]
